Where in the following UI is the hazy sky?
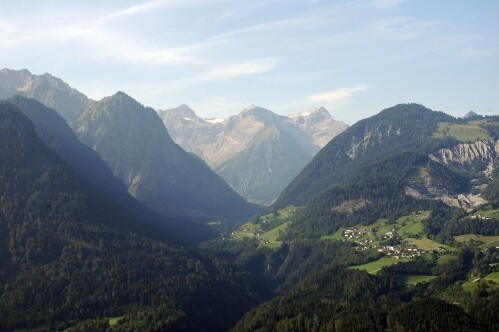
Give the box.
[1,0,497,123]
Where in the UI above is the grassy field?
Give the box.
[231,207,300,247]
[454,234,499,249]
[461,280,478,292]
[109,316,123,326]
[260,222,289,242]
[437,255,457,266]
[403,238,455,251]
[472,208,499,220]
[484,272,499,284]
[396,214,426,236]
[433,122,491,142]
[350,257,409,274]
[321,227,346,241]
[257,206,301,222]
[461,274,499,292]
[398,275,436,286]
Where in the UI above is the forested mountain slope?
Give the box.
[0,102,261,331]
[274,104,455,208]
[273,104,499,239]
[7,96,214,244]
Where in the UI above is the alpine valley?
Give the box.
[159,104,347,205]
[0,69,498,332]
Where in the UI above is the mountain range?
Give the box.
[1,68,498,331]
[0,68,258,224]
[159,105,347,204]
[72,92,259,223]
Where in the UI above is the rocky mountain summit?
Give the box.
[0,68,93,121]
[289,107,349,147]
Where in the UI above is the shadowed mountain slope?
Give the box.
[73,92,259,223]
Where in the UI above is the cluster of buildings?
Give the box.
[343,228,374,239]
[233,227,264,237]
[470,214,494,221]
[377,246,422,258]
[343,227,397,241]
[343,226,450,258]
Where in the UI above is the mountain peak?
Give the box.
[239,105,281,122]
[240,104,267,114]
[236,105,290,128]
[463,110,481,119]
[108,91,142,105]
[113,90,132,98]
[160,104,203,123]
[0,68,33,89]
[174,104,198,118]
[1,68,32,76]
[289,107,330,119]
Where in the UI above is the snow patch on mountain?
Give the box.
[204,118,226,124]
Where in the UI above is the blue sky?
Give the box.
[0,0,497,123]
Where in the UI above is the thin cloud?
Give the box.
[141,49,199,64]
[458,47,497,59]
[0,18,15,33]
[104,0,201,21]
[204,17,311,43]
[219,10,235,20]
[308,85,371,104]
[108,0,167,19]
[55,18,201,65]
[200,57,279,81]
[368,0,407,8]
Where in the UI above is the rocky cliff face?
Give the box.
[406,139,499,210]
[160,105,347,204]
[430,140,499,170]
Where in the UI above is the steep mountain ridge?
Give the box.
[273,104,455,209]
[161,104,347,204]
[7,96,214,244]
[0,68,93,121]
[73,92,258,223]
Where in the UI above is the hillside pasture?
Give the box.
[350,257,409,274]
[433,122,491,142]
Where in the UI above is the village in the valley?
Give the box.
[342,226,447,259]
[230,207,499,265]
